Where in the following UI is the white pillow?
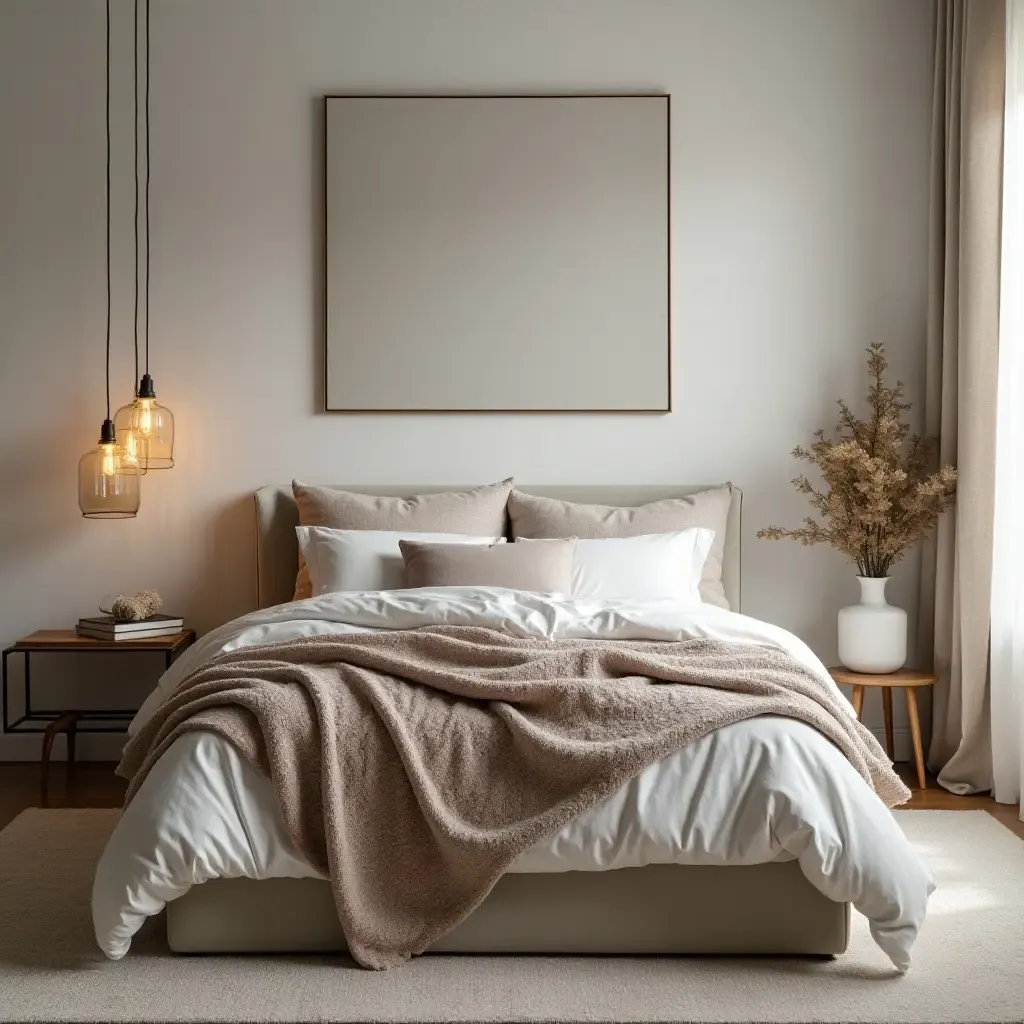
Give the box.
[296,527,505,596]
[519,529,714,603]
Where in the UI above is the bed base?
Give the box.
[166,861,850,956]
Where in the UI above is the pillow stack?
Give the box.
[292,478,513,598]
[291,479,733,608]
[507,486,733,608]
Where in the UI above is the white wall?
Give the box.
[0,0,934,759]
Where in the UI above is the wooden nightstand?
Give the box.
[2,629,195,805]
[828,666,937,790]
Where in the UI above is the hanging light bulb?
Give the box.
[135,374,173,468]
[123,422,140,465]
[101,441,117,478]
[114,389,145,471]
[80,1,141,519]
[115,375,173,470]
[114,0,175,473]
[114,0,173,473]
[114,0,148,476]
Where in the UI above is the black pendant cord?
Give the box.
[104,0,112,425]
[132,0,140,396]
[144,0,151,379]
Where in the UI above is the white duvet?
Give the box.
[92,587,934,970]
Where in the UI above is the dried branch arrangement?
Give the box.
[757,344,957,577]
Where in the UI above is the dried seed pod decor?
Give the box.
[758,344,957,577]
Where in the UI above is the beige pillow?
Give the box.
[507,485,733,609]
[400,538,575,593]
[292,479,514,600]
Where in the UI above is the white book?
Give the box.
[77,625,184,641]
[78,614,184,634]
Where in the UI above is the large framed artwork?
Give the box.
[324,94,670,412]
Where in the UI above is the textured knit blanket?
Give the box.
[117,626,910,969]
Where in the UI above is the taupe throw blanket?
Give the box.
[119,627,910,969]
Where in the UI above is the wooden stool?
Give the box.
[828,667,938,789]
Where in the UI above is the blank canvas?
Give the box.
[324,95,670,411]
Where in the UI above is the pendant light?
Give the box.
[79,0,141,519]
[114,0,174,471]
[115,0,146,474]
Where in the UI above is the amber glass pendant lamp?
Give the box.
[79,0,141,519]
[114,0,174,472]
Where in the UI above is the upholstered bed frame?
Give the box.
[166,483,850,957]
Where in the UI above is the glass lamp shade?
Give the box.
[78,423,141,519]
[114,391,174,471]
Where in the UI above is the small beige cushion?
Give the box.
[292,479,514,600]
[507,485,733,609]
[400,538,575,593]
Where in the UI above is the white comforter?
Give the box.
[92,588,934,970]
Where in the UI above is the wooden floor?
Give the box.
[0,759,1021,839]
[893,763,1024,840]
[0,762,126,831]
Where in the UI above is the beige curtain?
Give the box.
[920,0,1005,794]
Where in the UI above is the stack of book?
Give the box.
[76,614,185,641]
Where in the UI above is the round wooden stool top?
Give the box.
[828,667,938,688]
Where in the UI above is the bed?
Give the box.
[92,484,933,969]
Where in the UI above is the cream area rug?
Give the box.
[0,809,1021,1023]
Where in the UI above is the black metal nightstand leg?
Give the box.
[24,651,32,717]
[2,649,8,732]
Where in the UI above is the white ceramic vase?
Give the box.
[837,576,907,674]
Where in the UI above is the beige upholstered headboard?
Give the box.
[253,485,742,612]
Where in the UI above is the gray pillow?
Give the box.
[507,485,733,609]
[291,479,514,600]
[399,538,575,593]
